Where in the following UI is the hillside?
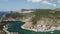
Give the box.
[1,9,60,32]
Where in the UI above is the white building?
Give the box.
[21,11,33,13]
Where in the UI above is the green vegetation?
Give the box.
[31,9,52,25]
[0,24,3,30]
[30,9,60,26]
[2,9,60,27]
[5,11,23,19]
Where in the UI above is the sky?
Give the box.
[0,0,60,11]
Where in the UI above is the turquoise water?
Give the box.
[7,21,60,34]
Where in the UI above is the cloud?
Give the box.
[27,0,57,7]
[42,1,56,7]
[27,0,42,3]
[58,0,60,3]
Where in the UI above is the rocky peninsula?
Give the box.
[1,9,60,32]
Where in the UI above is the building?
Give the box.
[21,9,34,13]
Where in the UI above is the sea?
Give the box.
[0,11,7,19]
[7,21,60,34]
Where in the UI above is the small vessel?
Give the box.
[51,31,54,33]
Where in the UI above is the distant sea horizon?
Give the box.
[0,11,7,19]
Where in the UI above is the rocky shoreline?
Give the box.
[1,19,60,33]
[21,25,60,32]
